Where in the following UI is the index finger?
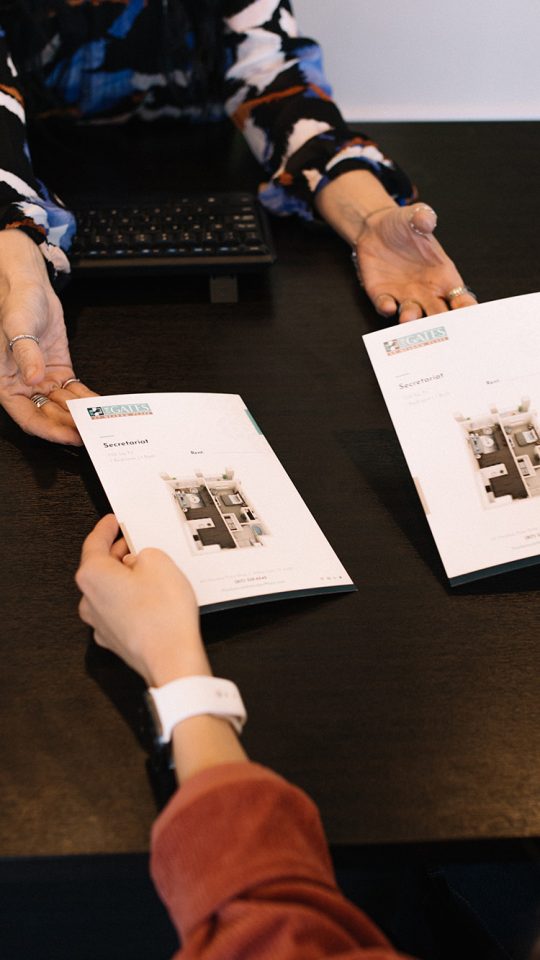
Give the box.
[48,379,100,411]
[64,379,99,399]
[1,393,84,445]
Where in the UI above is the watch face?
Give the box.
[143,690,165,740]
[140,691,164,752]
[139,690,171,757]
[139,694,175,804]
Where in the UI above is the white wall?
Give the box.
[294,0,540,121]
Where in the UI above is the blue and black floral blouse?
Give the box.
[0,0,413,274]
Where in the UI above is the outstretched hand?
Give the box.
[315,170,477,324]
[354,203,478,323]
[0,230,97,444]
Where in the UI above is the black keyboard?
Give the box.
[70,192,275,278]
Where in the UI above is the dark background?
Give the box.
[1,121,539,958]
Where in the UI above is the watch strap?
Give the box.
[146,675,247,743]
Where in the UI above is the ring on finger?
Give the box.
[446,285,477,302]
[61,377,81,390]
[408,204,436,238]
[398,298,424,316]
[8,333,40,351]
[31,394,50,409]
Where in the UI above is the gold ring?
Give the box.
[446,285,475,301]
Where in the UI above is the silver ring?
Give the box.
[399,298,424,315]
[30,394,50,409]
[61,377,81,390]
[446,285,475,301]
[8,334,40,352]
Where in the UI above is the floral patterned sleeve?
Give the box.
[0,0,413,268]
[0,26,74,279]
[221,0,414,220]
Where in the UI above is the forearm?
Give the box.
[171,714,248,785]
[222,3,413,222]
[315,170,399,246]
[152,763,400,959]
[142,627,248,785]
[149,637,249,786]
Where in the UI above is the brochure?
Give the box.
[68,392,354,611]
[363,292,540,585]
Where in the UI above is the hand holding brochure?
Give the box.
[68,392,354,611]
[363,292,540,584]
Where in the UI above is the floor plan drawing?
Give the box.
[161,469,269,554]
[455,397,540,507]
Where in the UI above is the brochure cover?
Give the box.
[68,392,354,611]
[363,292,540,585]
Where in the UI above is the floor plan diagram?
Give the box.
[161,469,269,554]
[455,398,540,507]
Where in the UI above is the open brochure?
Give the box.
[68,392,354,611]
[363,292,540,585]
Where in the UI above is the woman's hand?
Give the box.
[315,170,477,323]
[354,203,477,322]
[77,516,247,783]
[76,515,210,687]
[0,229,97,443]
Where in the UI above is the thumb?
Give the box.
[79,514,120,566]
[407,203,438,238]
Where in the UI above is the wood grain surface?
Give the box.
[1,122,539,856]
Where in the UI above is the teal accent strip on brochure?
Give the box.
[245,408,263,434]
[450,554,540,586]
[200,583,357,615]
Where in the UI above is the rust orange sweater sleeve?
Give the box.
[150,762,414,960]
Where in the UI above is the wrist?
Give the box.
[145,650,212,687]
[0,228,49,284]
[145,640,211,688]
[315,170,398,246]
[353,205,396,245]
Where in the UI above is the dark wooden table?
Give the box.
[1,122,540,862]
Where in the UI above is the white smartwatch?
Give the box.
[144,675,247,744]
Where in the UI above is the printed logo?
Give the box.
[383,326,448,356]
[87,403,152,419]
